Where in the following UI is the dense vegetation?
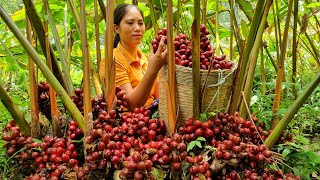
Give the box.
[0,0,319,179]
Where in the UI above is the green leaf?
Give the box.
[113,170,122,180]
[197,136,206,141]
[282,148,291,157]
[187,141,196,152]
[71,137,84,143]
[195,141,202,148]
[305,2,320,8]
[32,138,43,143]
[151,168,164,180]
[238,0,253,11]
[200,113,207,122]
[241,20,249,39]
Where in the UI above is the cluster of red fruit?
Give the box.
[175,112,297,180]
[84,107,170,179]
[38,82,129,120]
[1,120,82,179]
[3,88,299,179]
[38,80,51,119]
[151,25,234,70]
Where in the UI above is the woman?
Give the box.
[100,4,167,110]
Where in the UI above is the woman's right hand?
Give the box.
[147,36,168,73]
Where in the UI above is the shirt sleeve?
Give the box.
[115,57,130,87]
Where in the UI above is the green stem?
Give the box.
[292,0,298,99]
[229,0,267,114]
[148,0,158,34]
[239,0,272,118]
[192,0,201,118]
[98,0,106,21]
[22,0,68,94]
[271,0,294,128]
[44,0,73,95]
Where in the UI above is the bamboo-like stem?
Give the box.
[26,14,40,138]
[166,0,176,134]
[215,0,220,56]
[148,0,158,34]
[236,0,252,21]
[0,83,31,136]
[95,0,102,76]
[176,0,181,34]
[229,0,234,60]
[192,0,200,118]
[80,0,93,136]
[229,1,243,56]
[23,0,68,93]
[105,0,115,112]
[229,0,266,114]
[239,0,271,118]
[64,1,69,68]
[68,0,81,35]
[272,2,280,64]
[303,32,320,68]
[266,73,320,149]
[292,0,298,99]
[271,0,293,129]
[275,0,282,48]
[66,32,74,73]
[202,0,207,25]
[98,0,106,21]
[45,0,73,95]
[263,44,277,72]
[260,47,267,95]
[44,0,61,137]
[0,6,85,132]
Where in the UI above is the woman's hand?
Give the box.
[147,36,168,73]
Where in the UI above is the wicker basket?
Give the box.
[159,64,235,129]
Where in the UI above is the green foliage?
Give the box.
[187,136,206,152]
[276,138,320,179]
[151,167,164,180]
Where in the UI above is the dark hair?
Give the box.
[113,4,144,48]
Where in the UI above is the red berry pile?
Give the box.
[151,25,234,70]
[3,88,299,179]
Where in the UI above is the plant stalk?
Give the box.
[292,0,298,99]
[22,0,69,94]
[192,0,201,118]
[44,0,61,137]
[271,0,294,129]
[239,0,271,118]
[26,14,40,137]
[80,0,93,136]
[45,0,73,95]
[166,0,176,134]
[105,0,115,112]
[229,0,267,114]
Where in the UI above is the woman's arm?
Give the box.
[120,37,167,109]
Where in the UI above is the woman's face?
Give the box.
[115,7,145,48]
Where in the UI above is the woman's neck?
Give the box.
[120,42,138,58]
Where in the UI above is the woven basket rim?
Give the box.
[172,64,237,73]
